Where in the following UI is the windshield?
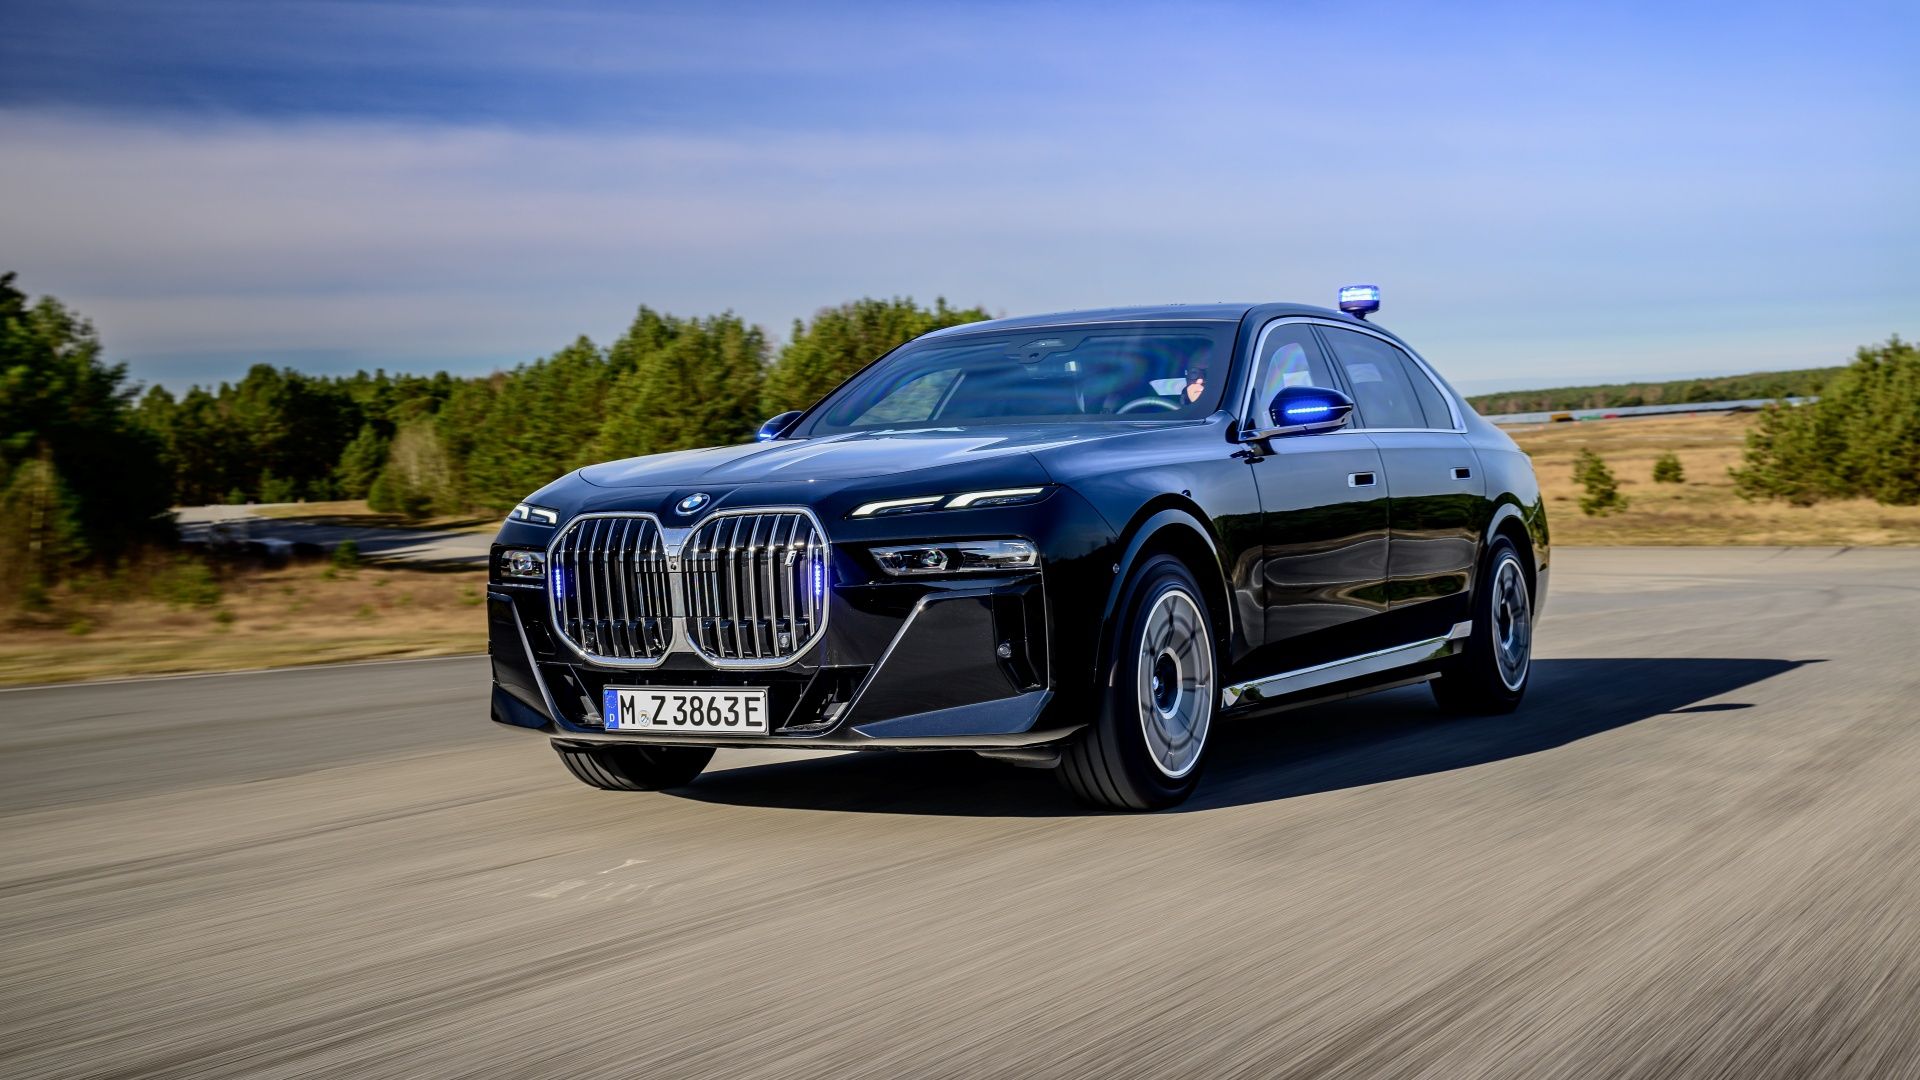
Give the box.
[796,323,1235,436]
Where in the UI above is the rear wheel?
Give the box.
[554,742,714,791]
[1058,555,1218,811]
[1431,537,1532,715]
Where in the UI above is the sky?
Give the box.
[1,0,1915,394]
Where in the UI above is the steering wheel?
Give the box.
[1117,396,1181,415]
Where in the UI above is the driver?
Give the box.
[1114,344,1217,414]
[1181,347,1213,408]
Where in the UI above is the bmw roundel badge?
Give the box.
[675,492,711,515]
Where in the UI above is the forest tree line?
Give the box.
[4,269,1913,603]
[5,268,985,523]
[1465,366,1839,415]
[137,296,992,517]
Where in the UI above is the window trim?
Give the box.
[1238,317,1464,435]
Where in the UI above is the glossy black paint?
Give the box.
[487,302,1549,753]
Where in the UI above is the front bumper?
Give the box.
[487,570,1071,750]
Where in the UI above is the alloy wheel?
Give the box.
[1136,587,1214,778]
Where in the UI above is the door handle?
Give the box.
[1452,466,1473,480]
[1348,471,1376,488]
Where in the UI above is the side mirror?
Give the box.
[756,410,804,442]
[1259,386,1355,437]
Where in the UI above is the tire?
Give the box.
[1431,536,1533,715]
[554,742,714,791]
[1058,555,1219,810]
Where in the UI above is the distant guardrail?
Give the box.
[1482,397,1815,426]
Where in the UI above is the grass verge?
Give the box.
[3,561,487,687]
[1510,412,1920,545]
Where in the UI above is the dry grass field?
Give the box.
[1,563,487,687]
[4,410,1914,687]
[1509,411,1920,546]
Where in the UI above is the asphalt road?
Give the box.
[5,547,1919,1079]
[175,504,492,567]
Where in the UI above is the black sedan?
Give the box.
[487,294,1548,810]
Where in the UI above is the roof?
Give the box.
[920,301,1367,339]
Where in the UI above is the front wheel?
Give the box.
[1431,537,1533,715]
[1058,555,1218,810]
[554,742,714,791]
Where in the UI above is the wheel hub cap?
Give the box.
[1492,555,1532,691]
[1136,588,1213,779]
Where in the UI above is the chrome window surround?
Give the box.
[1237,316,1466,436]
[543,507,832,670]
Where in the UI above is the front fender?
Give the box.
[1101,504,1232,644]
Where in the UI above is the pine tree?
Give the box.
[0,273,173,559]
[0,450,84,607]
[334,425,390,500]
[1652,452,1685,483]
[594,312,769,461]
[1732,337,1919,506]
[1573,448,1629,516]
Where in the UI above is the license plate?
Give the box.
[602,687,770,734]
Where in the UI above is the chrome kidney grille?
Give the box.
[684,511,827,662]
[546,510,827,667]
[549,516,675,660]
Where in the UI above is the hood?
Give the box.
[577,424,1137,489]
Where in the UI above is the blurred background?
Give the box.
[5,5,1920,1078]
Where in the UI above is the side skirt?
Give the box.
[1222,621,1471,710]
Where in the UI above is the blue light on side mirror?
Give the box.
[1265,385,1355,436]
[756,410,804,442]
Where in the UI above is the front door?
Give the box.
[1239,320,1391,674]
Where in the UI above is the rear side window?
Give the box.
[1319,327,1452,429]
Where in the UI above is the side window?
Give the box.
[1319,327,1449,429]
[1246,323,1341,427]
[1403,357,1456,429]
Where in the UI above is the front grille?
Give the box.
[684,511,827,662]
[550,516,674,660]
[546,509,829,667]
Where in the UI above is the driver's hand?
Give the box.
[1185,378,1205,403]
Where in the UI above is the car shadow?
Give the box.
[667,657,1817,817]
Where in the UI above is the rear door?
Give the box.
[1316,325,1482,644]
[1240,319,1391,673]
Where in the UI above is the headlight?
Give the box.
[871,539,1038,576]
[500,548,547,580]
[510,502,560,526]
[850,486,1048,518]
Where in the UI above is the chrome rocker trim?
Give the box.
[1222,620,1472,709]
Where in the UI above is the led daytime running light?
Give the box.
[850,487,1049,518]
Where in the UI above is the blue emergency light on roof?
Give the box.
[1338,284,1381,320]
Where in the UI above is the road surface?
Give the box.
[175,504,492,567]
[4,547,1918,1078]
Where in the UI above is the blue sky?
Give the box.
[1,1,1914,393]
